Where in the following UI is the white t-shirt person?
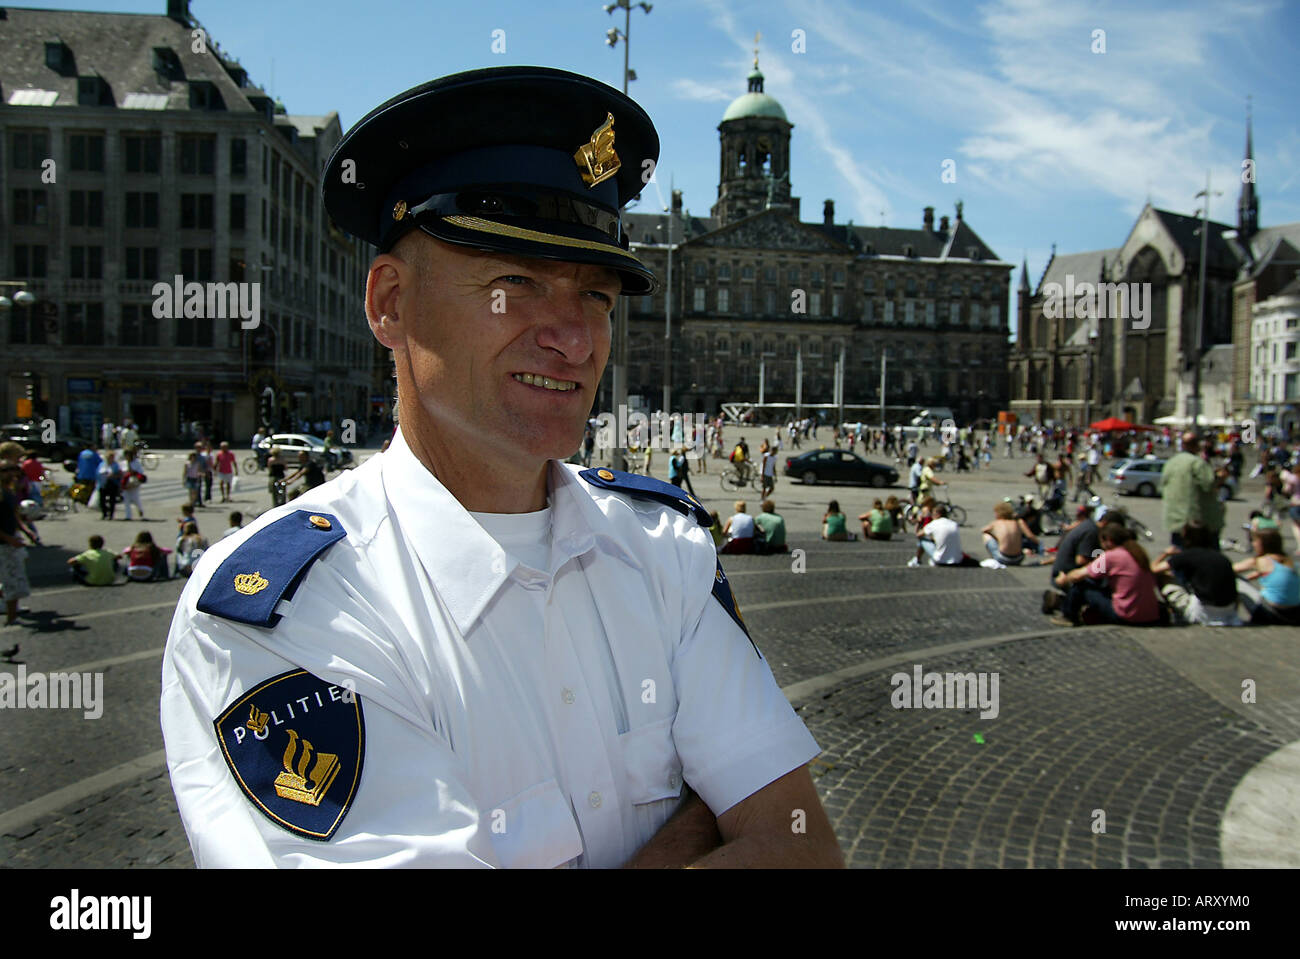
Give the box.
[923,516,963,565]
[726,511,755,541]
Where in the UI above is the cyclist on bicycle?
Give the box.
[917,457,944,502]
[730,438,752,485]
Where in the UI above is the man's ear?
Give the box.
[366,252,416,350]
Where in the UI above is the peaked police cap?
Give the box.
[321,66,660,295]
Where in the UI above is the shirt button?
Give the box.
[668,773,681,790]
[588,791,602,809]
[561,688,575,705]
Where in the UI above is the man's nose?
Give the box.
[535,288,598,360]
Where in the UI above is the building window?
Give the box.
[717,288,730,312]
[970,304,981,329]
[13,244,48,278]
[884,301,895,324]
[763,267,776,282]
[864,276,875,293]
[905,277,917,296]
[811,269,823,284]
[741,265,754,280]
[69,190,104,227]
[925,300,936,326]
[68,133,105,172]
[123,134,161,174]
[12,188,49,226]
[231,138,248,177]
[833,268,845,284]
[718,264,731,280]
[716,336,730,354]
[178,135,216,175]
[125,247,159,280]
[230,194,247,231]
[832,292,843,317]
[885,276,896,295]
[740,288,753,314]
[951,303,961,325]
[120,304,159,347]
[809,292,822,315]
[693,287,706,311]
[64,303,105,345]
[181,193,215,229]
[987,303,1000,328]
[740,339,752,357]
[180,248,214,281]
[787,268,799,284]
[125,192,160,228]
[765,289,776,314]
[904,301,915,326]
[694,262,707,279]
[863,298,874,323]
[69,246,103,279]
[9,131,50,169]
[808,339,821,357]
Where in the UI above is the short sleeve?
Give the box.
[668,545,820,817]
[1087,551,1108,578]
[161,608,502,868]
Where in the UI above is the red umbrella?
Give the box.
[1088,417,1155,432]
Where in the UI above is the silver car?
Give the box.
[1108,457,1165,497]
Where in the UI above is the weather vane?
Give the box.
[753,30,761,68]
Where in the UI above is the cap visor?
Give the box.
[417,214,657,295]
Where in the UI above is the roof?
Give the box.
[722,91,788,122]
[1035,248,1121,296]
[1150,207,1237,270]
[0,5,268,114]
[622,211,719,246]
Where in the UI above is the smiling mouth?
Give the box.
[512,372,579,392]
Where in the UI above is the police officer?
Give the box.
[160,66,841,868]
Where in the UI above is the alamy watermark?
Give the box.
[592,405,708,457]
[0,666,103,719]
[152,274,261,329]
[890,664,1000,719]
[1042,274,1151,330]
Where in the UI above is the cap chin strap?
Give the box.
[387,187,623,251]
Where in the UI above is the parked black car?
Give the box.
[0,421,96,462]
[783,449,899,487]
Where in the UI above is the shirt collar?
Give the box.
[379,427,599,636]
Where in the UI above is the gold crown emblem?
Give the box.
[392,200,407,222]
[246,704,270,734]
[574,112,621,188]
[234,571,269,595]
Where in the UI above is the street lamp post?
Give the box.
[603,0,651,471]
[1192,172,1221,432]
[659,188,679,416]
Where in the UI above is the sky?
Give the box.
[14,0,1300,336]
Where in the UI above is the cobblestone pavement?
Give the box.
[2,439,1296,868]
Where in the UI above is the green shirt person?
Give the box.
[754,500,787,551]
[69,536,117,585]
[1161,432,1223,540]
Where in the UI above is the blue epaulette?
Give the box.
[197,510,346,628]
[579,467,711,526]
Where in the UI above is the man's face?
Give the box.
[386,236,620,466]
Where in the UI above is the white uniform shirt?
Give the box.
[160,428,818,868]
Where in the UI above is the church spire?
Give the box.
[1238,95,1259,244]
[1019,256,1031,292]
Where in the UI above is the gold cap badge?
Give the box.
[393,200,407,222]
[234,571,269,595]
[574,112,621,188]
[309,515,332,530]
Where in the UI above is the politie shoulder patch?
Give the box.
[213,669,365,841]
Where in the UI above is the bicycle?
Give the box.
[902,485,967,527]
[40,480,77,515]
[133,441,160,472]
[720,462,758,492]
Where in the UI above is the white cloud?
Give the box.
[670,77,733,102]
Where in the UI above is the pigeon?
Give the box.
[1,643,19,662]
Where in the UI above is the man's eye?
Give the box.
[586,290,615,306]
[497,275,530,286]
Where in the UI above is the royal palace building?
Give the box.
[617,59,1012,423]
[0,1,377,442]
